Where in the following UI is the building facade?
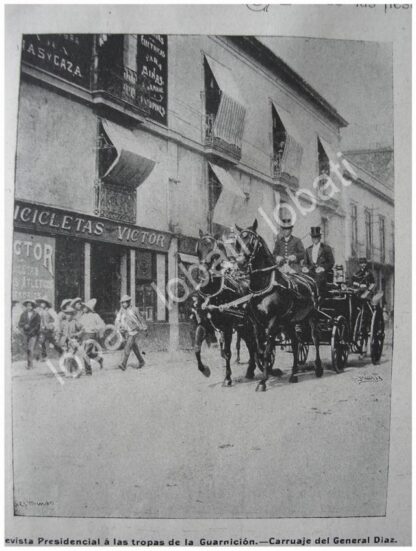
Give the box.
[12,34,394,351]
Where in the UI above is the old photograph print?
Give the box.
[10,31,394,520]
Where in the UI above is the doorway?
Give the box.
[91,242,129,323]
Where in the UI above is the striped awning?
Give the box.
[272,102,303,181]
[205,55,246,149]
[101,119,156,188]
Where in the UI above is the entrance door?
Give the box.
[91,242,128,323]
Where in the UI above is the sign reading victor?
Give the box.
[12,232,55,303]
[137,35,168,125]
[14,201,172,252]
[21,34,92,88]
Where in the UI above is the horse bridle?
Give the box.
[237,229,264,274]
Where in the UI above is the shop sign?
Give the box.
[137,35,168,125]
[14,201,172,252]
[12,232,55,303]
[21,34,92,88]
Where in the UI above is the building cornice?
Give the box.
[227,36,348,129]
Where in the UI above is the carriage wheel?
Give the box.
[352,310,365,354]
[331,316,349,373]
[298,342,309,365]
[370,307,385,364]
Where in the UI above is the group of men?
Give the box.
[17,294,148,374]
[272,218,375,298]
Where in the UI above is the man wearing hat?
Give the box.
[70,297,83,321]
[115,295,148,371]
[60,306,85,375]
[36,297,62,361]
[273,218,305,273]
[56,298,73,348]
[18,299,41,369]
[303,227,335,298]
[79,299,106,375]
[352,257,376,295]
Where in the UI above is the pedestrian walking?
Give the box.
[79,299,105,375]
[60,306,84,376]
[36,297,63,361]
[18,299,41,369]
[115,295,148,371]
[56,298,73,348]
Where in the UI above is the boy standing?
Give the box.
[18,299,41,369]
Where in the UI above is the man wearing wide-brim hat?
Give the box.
[115,295,148,371]
[70,297,83,321]
[303,227,335,298]
[79,298,106,375]
[60,306,85,374]
[273,217,305,273]
[18,299,41,369]
[36,297,63,361]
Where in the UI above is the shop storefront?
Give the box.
[13,200,172,348]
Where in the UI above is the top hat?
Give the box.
[82,298,97,312]
[310,227,322,238]
[120,295,132,303]
[70,297,83,307]
[358,257,368,264]
[280,218,294,229]
[22,299,37,307]
[36,296,52,308]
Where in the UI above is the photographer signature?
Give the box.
[354,373,383,385]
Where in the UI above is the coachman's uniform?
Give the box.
[352,266,375,288]
[273,234,305,272]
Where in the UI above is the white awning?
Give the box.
[101,119,156,188]
[272,102,303,143]
[205,54,245,107]
[319,136,340,169]
[209,163,246,199]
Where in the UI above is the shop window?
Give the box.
[271,105,286,178]
[136,251,156,322]
[55,237,84,309]
[350,203,358,257]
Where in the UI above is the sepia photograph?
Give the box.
[4,3,411,546]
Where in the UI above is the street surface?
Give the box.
[11,331,392,519]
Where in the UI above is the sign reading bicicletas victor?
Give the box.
[21,34,93,88]
[14,201,172,252]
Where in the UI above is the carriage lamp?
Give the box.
[334,265,345,284]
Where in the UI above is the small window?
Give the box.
[350,203,358,257]
[379,215,385,263]
[272,106,286,178]
[365,208,373,259]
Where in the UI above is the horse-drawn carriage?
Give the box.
[193,222,385,391]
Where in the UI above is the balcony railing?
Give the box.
[204,112,242,162]
[271,151,284,179]
[93,64,150,117]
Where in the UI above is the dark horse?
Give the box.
[195,230,257,386]
[235,220,323,391]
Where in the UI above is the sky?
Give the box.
[260,37,394,151]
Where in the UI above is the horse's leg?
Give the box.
[195,325,210,377]
[236,332,241,363]
[256,318,276,392]
[223,326,233,386]
[289,325,299,383]
[310,316,323,377]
